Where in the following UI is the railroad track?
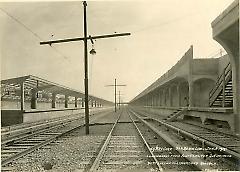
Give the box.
[1,108,112,146]
[1,110,113,169]
[1,114,82,146]
[130,108,240,161]
[1,118,84,167]
[3,107,237,171]
[89,108,162,171]
[89,107,202,171]
[171,121,240,153]
[1,112,81,134]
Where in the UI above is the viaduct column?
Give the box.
[163,89,166,106]
[149,95,151,106]
[188,81,193,107]
[158,91,161,106]
[177,83,181,107]
[150,93,153,107]
[169,87,172,107]
[153,93,156,106]
[188,45,194,107]
[148,95,150,106]
[160,90,163,106]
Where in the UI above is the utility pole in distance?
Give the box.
[118,90,124,110]
[40,1,130,135]
[105,78,126,112]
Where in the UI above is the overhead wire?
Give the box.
[0,7,71,62]
[1,5,103,97]
[129,10,227,60]
[206,49,227,58]
[132,11,200,34]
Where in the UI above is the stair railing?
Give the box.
[209,63,231,107]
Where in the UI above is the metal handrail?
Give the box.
[209,63,231,106]
[209,63,231,96]
[209,63,231,97]
[210,70,231,100]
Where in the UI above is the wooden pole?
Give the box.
[83,1,89,134]
[119,91,121,110]
[114,79,117,112]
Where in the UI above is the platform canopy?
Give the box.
[1,75,113,105]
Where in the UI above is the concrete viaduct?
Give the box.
[130,0,239,133]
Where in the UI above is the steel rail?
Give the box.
[128,111,163,171]
[1,121,85,166]
[2,114,80,139]
[1,110,114,166]
[130,109,240,160]
[182,121,239,139]
[2,109,112,146]
[1,115,64,133]
[1,113,87,147]
[1,108,112,134]
[130,110,209,171]
[1,117,79,146]
[89,111,122,172]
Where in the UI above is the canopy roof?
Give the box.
[1,75,113,104]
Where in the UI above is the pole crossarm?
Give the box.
[105,85,127,87]
[105,79,126,112]
[40,33,131,45]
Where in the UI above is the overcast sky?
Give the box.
[0,0,234,102]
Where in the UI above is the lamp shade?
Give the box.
[90,48,96,55]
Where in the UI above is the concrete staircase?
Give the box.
[209,63,233,107]
[164,108,187,122]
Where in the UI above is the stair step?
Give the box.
[214,99,232,101]
[218,95,233,97]
[217,97,233,99]
[216,96,233,99]
[209,65,233,108]
[213,101,232,103]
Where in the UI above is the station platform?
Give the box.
[132,106,235,131]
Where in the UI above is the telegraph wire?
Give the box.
[0,7,71,61]
[132,11,200,34]
[206,49,227,58]
[0,7,42,40]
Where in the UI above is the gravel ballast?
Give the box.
[9,135,104,172]
[7,118,115,172]
[5,111,119,171]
